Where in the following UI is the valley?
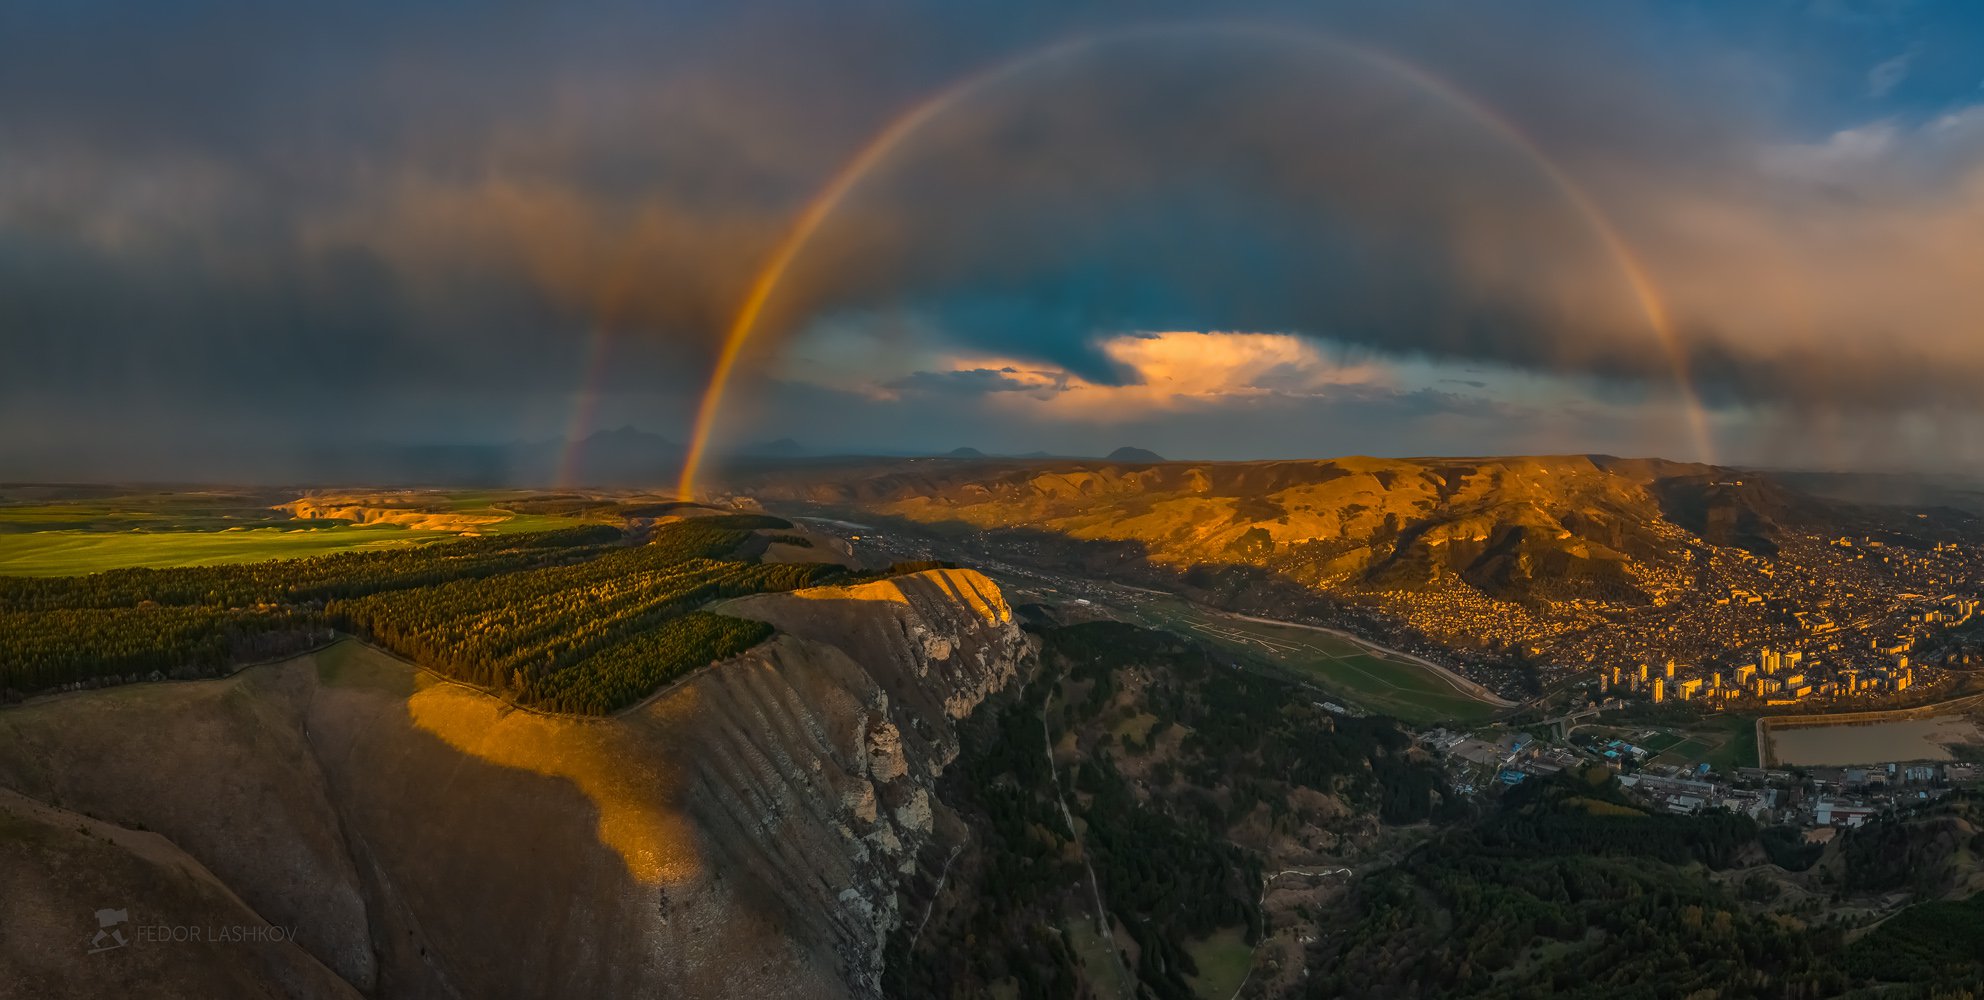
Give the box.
[5,472,1984,997]
[726,454,1984,719]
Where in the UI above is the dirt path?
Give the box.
[908,843,963,951]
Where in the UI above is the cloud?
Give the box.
[3,0,1984,474]
[884,366,1071,396]
[1867,46,1919,97]
[886,331,1392,422]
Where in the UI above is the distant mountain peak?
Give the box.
[585,424,674,446]
[944,447,986,458]
[1106,446,1165,463]
[742,438,809,457]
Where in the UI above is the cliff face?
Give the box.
[0,568,1027,1000]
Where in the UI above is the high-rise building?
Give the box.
[1652,677,1665,703]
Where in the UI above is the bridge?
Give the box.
[1541,698,1622,740]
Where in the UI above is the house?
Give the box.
[1815,797,1880,827]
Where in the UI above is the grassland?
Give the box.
[1108,592,1502,726]
[0,525,458,576]
[1064,919,1134,1000]
[1183,927,1254,999]
[0,487,629,576]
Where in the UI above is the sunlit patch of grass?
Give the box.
[1183,926,1254,999]
[0,525,455,576]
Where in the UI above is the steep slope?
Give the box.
[0,787,361,1000]
[0,569,1027,999]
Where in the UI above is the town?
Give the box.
[1418,722,1983,834]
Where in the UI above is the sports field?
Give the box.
[1594,715,1758,771]
[1112,592,1504,725]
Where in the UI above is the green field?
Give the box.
[0,487,621,576]
[1184,927,1255,999]
[0,525,458,576]
[1601,715,1758,772]
[1639,731,1687,753]
[1703,716,1760,771]
[1650,737,1716,766]
[1064,919,1135,1000]
[0,489,297,533]
[1109,592,1503,726]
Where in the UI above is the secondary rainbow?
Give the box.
[666,22,1714,500]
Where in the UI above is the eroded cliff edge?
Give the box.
[0,568,1028,999]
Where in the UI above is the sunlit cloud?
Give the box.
[892,331,1393,422]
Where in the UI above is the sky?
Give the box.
[5,0,1984,480]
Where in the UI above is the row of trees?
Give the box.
[328,524,840,708]
[2,515,837,712]
[514,612,773,714]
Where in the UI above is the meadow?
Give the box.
[1111,591,1503,725]
[0,525,457,576]
[0,487,621,576]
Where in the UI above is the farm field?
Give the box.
[0,524,457,576]
[0,487,631,575]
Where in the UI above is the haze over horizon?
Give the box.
[7,1,1984,479]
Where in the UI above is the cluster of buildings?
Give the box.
[1594,635,1934,707]
[1619,770,1780,819]
[1418,729,1584,793]
[1418,719,1983,834]
[1465,527,1984,709]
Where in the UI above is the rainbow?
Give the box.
[555,326,614,488]
[652,22,1713,500]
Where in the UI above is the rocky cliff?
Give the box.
[0,568,1027,999]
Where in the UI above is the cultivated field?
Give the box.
[0,487,618,576]
[0,525,456,576]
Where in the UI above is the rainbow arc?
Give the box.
[552,23,1717,499]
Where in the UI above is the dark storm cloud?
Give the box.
[3,0,1984,475]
